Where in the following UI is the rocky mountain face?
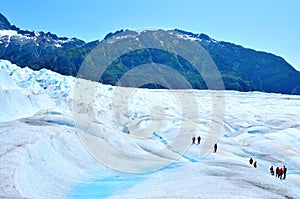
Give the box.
[175,29,300,94]
[0,13,11,29]
[1,13,300,94]
[0,13,85,71]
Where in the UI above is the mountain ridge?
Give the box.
[1,13,300,94]
[0,13,11,30]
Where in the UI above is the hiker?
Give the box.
[249,157,253,165]
[192,136,196,144]
[278,167,283,179]
[276,167,279,178]
[270,166,274,175]
[213,143,217,153]
[283,165,287,180]
[253,161,257,168]
[197,136,201,144]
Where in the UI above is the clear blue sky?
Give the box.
[1,0,300,70]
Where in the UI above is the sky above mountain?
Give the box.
[1,0,300,70]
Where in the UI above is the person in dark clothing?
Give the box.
[283,165,287,180]
[276,167,279,178]
[278,167,283,179]
[192,136,196,144]
[249,157,253,165]
[197,136,201,144]
[213,143,217,153]
[270,166,274,175]
[253,161,257,168]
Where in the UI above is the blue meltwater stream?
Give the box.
[67,162,187,198]
[67,171,145,199]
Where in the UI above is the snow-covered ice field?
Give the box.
[0,60,300,198]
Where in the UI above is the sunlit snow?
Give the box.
[0,30,74,48]
[0,60,299,198]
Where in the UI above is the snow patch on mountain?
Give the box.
[0,30,19,38]
[0,28,82,49]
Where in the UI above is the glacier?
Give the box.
[0,59,300,198]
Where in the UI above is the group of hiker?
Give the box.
[191,138,288,180]
[249,157,287,180]
[190,136,288,180]
[249,157,257,168]
[191,136,218,153]
[191,136,201,145]
[270,165,287,180]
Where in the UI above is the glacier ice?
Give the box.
[0,59,299,198]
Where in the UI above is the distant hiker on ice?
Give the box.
[213,143,217,153]
[249,157,253,165]
[270,166,274,175]
[283,165,287,180]
[192,136,196,144]
[278,167,283,179]
[276,167,279,178]
[197,136,201,144]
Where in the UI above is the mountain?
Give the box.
[0,13,11,29]
[1,13,300,94]
[0,13,85,73]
